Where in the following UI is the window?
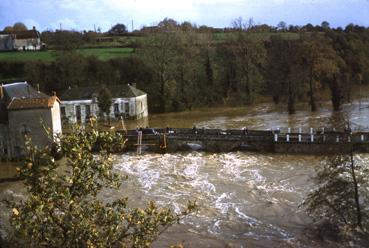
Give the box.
[76,105,81,122]
[21,124,31,136]
[60,106,66,117]
[85,105,91,118]
[124,102,129,114]
[114,103,119,113]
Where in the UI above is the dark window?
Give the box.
[85,105,91,118]
[60,106,66,117]
[76,105,81,122]
[124,102,129,113]
[114,103,119,113]
[21,124,31,135]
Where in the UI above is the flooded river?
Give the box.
[1,99,369,247]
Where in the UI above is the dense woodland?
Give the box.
[1,19,369,113]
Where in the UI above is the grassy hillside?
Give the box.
[0,47,134,62]
[0,32,299,63]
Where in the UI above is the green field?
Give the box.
[0,32,300,63]
[0,47,134,62]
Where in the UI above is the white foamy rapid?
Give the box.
[112,151,322,247]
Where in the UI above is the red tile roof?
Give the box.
[7,96,59,110]
[13,30,40,39]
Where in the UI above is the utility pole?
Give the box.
[59,23,62,31]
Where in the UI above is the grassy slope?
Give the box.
[0,47,134,62]
[0,32,299,63]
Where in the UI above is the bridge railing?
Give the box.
[119,128,369,144]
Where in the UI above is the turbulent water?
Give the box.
[1,99,369,247]
[115,100,369,247]
[108,152,317,247]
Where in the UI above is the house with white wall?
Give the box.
[0,27,43,51]
[60,84,148,124]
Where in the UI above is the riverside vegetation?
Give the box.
[1,19,369,113]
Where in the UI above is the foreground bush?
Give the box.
[8,127,195,247]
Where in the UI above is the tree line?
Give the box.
[1,19,369,113]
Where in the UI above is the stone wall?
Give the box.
[0,35,13,51]
[0,124,10,159]
[8,108,53,157]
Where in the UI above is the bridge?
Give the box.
[120,127,369,154]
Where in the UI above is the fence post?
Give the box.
[322,127,325,134]
[348,135,351,143]
[336,136,339,142]
[361,134,364,142]
[298,134,301,142]
[299,127,302,134]
[286,134,290,142]
[274,134,278,142]
[288,127,291,133]
[310,127,313,134]
[311,134,314,142]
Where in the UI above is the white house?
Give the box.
[0,27,43,51]
[60,84,148,124]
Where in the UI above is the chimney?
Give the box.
[0,83,3,99]
[33,26,36,31]
[27,83,30,98]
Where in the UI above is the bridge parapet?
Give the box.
[117,128,369,154]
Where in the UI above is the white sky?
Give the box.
[0,0,368,31]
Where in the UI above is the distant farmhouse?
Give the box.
[0,27,44,51]
[0,82,61,159]
[60,84,148,124]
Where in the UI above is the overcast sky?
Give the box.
[0,0,368,32]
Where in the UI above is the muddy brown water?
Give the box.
[1,100,369,247]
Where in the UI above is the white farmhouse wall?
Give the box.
[8,108,53,157]
[14,38,42,51]
[61,94,148,124]
[51,101,62,135]
[61,100,99,124]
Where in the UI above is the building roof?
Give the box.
[61,84,146,101]
[0,82,54,123]
[2,82,48,100]
[7,96,59,110]
[0,30,40,39]
[13,30,39,39]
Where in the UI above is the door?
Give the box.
[76,105,81,123]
